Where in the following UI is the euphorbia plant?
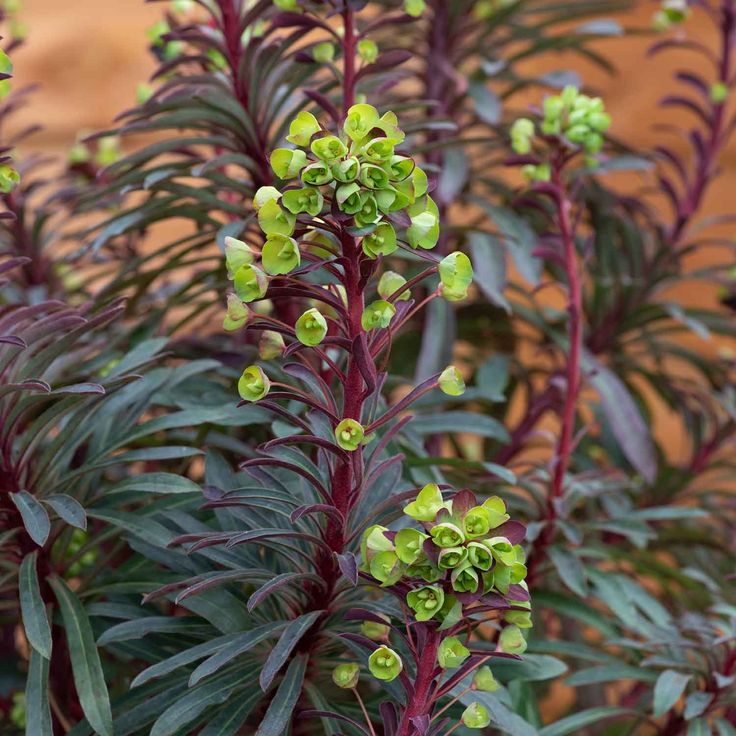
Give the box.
[216,84,531,731]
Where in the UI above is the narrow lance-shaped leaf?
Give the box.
[48,576,114,736]
[19,552,52,659]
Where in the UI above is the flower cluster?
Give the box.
[361,484,532,651]
[511,85,611,176]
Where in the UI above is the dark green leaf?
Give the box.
[19,552,52,659]
[25,648,53,736]
[44,495,87,530]
[255,655,308,736]
[653,670,691,717]
[260,611,322,690]
[10,491,51,546]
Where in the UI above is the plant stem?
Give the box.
[352,687,378,736]
[342,7,356,118]
[431,686,470,722]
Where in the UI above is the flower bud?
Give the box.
[332,663,359,689]
[438,251,474,301]
[295,308,328,346]
[334,418,364,451]
[404,0,426,17]
[358,39,379,63]
[510,117,535,154]
[361,617,390,641]
[368,646,403,681]
[473,666,499,692]
[498,624,527,654]
[437,636,470,669]
[238,365,270,402]
[462,702,491,729]
[312,42,335,64]
[438,366,465,396]
[711,82,729,104]
[274,0,300,10]
[223,294,249,332]
[361,300,396,331]
[378,271,410,301]
[258,330,285,360]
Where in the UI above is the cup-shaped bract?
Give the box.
[462,703,491,729]
[438,365,465,396]
[223,294,249,331]
[368,646,403,682]
[403,483,444,522]
[224,236,254,278]
[498,624,527,654]
[395,528,428,565]
[311,134,348,161]
[238,365,270,402]
[362,222,398,258]
[361,300,396,331]
[295,307,328,346]
[258,330,285,360]
[234,264,268,303]
[407,196,440,249]
[301,161,333,186]
[332,663,359,689]
[473,666,500,693]
[437,636,470,669]
[286,110,320,147]
[282,186,324,216]
[378,270,410,301]
[439,252,474,301]
[335,418,365,451]
[430,522,465,549]
[258,199,296,237]
[344,103,380,142]
[438,546,468,570]
[407,585,445,622]
[270,147,308,179]
[262,235,300,275]
[451,563,480,594]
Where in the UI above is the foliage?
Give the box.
[1,0,735,735]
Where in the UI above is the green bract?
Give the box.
[237,365,270,402]
[360,618,390,641]
[483,496,510,527]
[363,222,398,258]
[344,103,380,142]
[261,234,300,275]
[407,585,445,622]
[301,161,333,186]
[505,609,533,628]
[473,666,500,692]
[438,546,468,570]
[404,0,426,17]
[498,624,527,654]
[359,163,390,190]
[0,164,19,193]
[462,702,491,729]
[223,294,249,332]
[335,418,364,451]
[378,271,410,301]
[332,663,359,689]
[437,637,470,669]
[295,308,328,346]
[361,300,395,331]
[312,41,334,63]
[224,237,254,278]
[438,365,465,396]
[332,157,360,183]
[233,264,268,302]
[286,111,320,147]
[270,147,307,179]
[258,199,296,237]
[403,483,444,522]
[430,522,465,548]
[282,187,324,216]
[311,135,348,161]
[368,646,403,682]
[253,185,282,210]
[357,39,378,63]
[451,563,480,593]
[362,137,394,164]
[510,117,535,154]
[467,541,493,571]
[370,551,403,586]
[485,537,516,566]
[439,252,474,301]
[407,196,440,249]
[463,506,492,539]
[395,528,428,564]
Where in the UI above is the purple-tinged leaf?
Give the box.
[379,702,398,736]
[248,573,318,612]
[303,89,339,123]
[493,520,526,545]
[260,611,322,691]
[51,382,105,395]
[291,504,344,525]
[298,710,369,735]
[410,715,430,735]
[336,552,358,586]
[0,335,26,347]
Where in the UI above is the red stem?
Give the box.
[341,8,356,119]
